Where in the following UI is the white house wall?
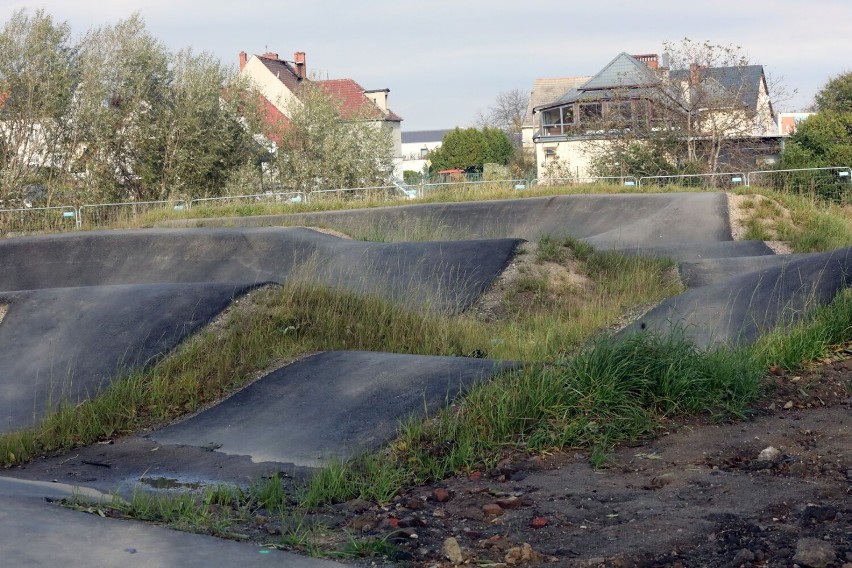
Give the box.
[241,57,303,116]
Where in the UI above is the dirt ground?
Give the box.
[322,352,851,568]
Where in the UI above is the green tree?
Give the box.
[428,127,513,172]
[780,111,852,169]
[813,72,852,113]
[273,82,394,193]
[0,8,79,205]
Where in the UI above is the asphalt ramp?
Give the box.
[151,351,514,467]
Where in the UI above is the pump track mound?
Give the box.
[1,191,850,567]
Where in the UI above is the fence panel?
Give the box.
[78,200,186,229]
[189,191,305,210]
[307,186,403,204]
[420,179,529,197]
[638,172,746,190]
[0,206,79,238]
[746,167,852,203]
[531,176,638,188]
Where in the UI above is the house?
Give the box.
[521,77,590,150]
[399,129,453,176]
[777,112,816,136]
[530,52,780,178]
[238,51,403,172]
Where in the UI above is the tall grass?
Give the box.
[0,239,679,467]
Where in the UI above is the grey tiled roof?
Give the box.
[401,129,454,144]
[668,65,765,111]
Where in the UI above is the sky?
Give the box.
[2,1,850,131]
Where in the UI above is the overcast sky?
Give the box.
[3,1,849,130]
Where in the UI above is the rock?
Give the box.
[757,446,781,462]
[732,548,755,565]
[495,496,523,509]
[793,537,835,568]
[443,536,464,565]
[783,400,794,409]
[350,515,375,532]
[481,535,512,551]
[404,497,424,510]
[459,506,486,521]
[433,488,452,503]
[530,516,548,528]
[505,543,540,565]
[482,503,503,516]
[469,471,482,481]
[645,473,675,490]
[343,498,372,513]
[800,505,837,522]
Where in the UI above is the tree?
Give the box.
[272,82,394,193]
[813,72,852,113]
[0,9,79,206]
[428,127,513,173]
[476,88,530,148]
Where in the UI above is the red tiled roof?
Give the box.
[317,78,402,122]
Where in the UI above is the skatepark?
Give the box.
[0,191,850,566]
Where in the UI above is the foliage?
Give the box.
[428,127,513,173]
[0,9,78,205]
[272,82,394,193]
[780,111,852,169]
[813,71,852,113]
[590,142,680,178]
[0,9,263,206]
[476,88,530,147]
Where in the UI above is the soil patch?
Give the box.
[727,193,793,254]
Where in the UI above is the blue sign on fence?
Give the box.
[63,211,75,218]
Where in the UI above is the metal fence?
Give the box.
[638,172,747,190]
[0,205,79,236]
[1,166,849,239]
[531,176,639,188]
[308,185,406,203]
[746,167,852,203]
[78,200,187,229]
[189,191,305,209]
[420,178,529,197]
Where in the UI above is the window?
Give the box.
[579,103,602,122]
[540,105,575,136]
[419,147,429,159]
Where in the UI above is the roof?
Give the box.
[401,129,454,144]
[523,77,590,127]
[257,55,303,92]
[668,65,765,111]
[579,52,660,91]
[535,53,664,112]
[317,78,402,122]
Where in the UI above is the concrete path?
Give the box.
[0,477,343,567]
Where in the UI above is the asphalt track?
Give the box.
[0,228,519,432]
[152,351,515,467]
[1,191,850,566]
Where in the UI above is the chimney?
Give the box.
[294,52,306,79]
[690,63,701,85]
[631,54,658,70]
[239,51,248,70]
[262,52,279,60]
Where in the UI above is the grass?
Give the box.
[732,188,852,252]
[0,237,680,467]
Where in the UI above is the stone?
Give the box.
[459,506,486,521]
[793,537,835,568]
[732,548,755,565]
[404,498,424,510]
[757,446,781,462]
[433,488,451,503]
[482,503,503,516]
[495,496,523,509]
[505,543,539,565]
[344,498,372,513]
[443,536,464,565]
[530,516,548,528]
